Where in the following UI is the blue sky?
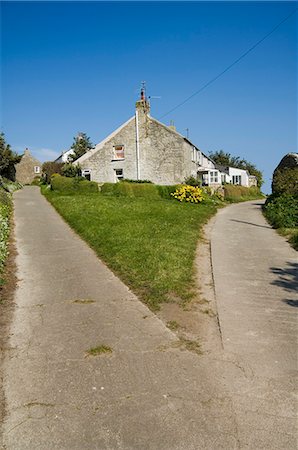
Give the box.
[1,1,297,193]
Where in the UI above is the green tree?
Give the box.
[70,132,93,162]
[209,150,263,187]
[61,163,81,178]
[0,133,21,181]
[42,161,64,183]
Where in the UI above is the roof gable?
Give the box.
[74,116,135,164]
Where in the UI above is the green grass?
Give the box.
[0,189,12,296]
[278,228,298,250]
[43,189,218,310]
[85,345,113,356]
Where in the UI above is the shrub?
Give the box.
[272,168,298,196]
[31,176,41,186]
[184,176,201,187]
[42,161,64,183]
[171,185,205,203]
[223,184,262,202]
[101,182,159,199]
[263,194,298,228]
[51,175,98,194]
[0,189,12,283]
[100,183,115,195]
[121,179,152,184]
[62,163,81,178]
[156,185,179,199]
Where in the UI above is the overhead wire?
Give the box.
[158,8,297,120]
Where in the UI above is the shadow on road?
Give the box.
[230,219,271,229]
[270,262,298,306]
[283,300,298,307]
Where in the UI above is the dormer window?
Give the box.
[113,145,125,160]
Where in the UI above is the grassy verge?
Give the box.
[263,193,298,251]
[277,228,298,250]
[0,190,12,293]
[43,188,218,310]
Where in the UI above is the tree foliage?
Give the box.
[42,161,64,183]
[272,168,298,196]
[209,150,263,187]
[0,133,21,181]
[70,132,93,162]
[61,163,81,178]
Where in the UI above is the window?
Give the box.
[113,145,125,160]
[115,169,124,181]
[232,175,242,185]
[210,171,219,184]
[82,169,91,181]
[34,166,40,174]
[192,147,196,162]
[197,151,202,165]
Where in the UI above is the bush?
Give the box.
[0,189,11,206]
[101,182,159,199]
[272,168,298,196]
[223,184,262,202]
[122,179,152,184]
[171,185,205,203]
[263,194,298,228]
[62,163,81,178]
[51,175,98,194]
[184,176,201,187]
[42,161,64,183]
[0,189,12,282]
[100,183,115,195]
[156,185,179,199]
[31,176,41,186]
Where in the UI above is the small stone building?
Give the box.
[74,90,220,186]
[15,149,42,185]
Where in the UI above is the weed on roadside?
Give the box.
[85,345,113,357]
[167,320,180,331]
[73,299,95,304]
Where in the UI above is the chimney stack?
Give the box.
[135,81,150,116]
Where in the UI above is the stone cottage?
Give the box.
[15,149,42,185]
[74,90,221,186]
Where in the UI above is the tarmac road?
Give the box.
[1,188,297,449]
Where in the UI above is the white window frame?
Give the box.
[210,170,219,184]
[192,147,196,162]
[34,166,40,174]
[113,144,125,160]
[82,169,91,180]
[115,168,124,181]
[232,175,242,185]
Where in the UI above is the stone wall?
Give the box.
[15,150,41,185]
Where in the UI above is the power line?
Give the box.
[159,8,297,120]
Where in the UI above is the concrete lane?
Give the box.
[2,189,297,449]
[211,200,298,448]
[2,187,237,450]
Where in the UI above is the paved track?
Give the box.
[1,189,297,449]
[211,200,298,449]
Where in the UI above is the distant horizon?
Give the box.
[1,1,297,193]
